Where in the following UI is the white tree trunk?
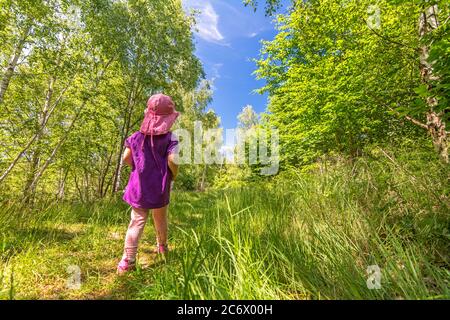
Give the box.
[0,77,63,185]
[0,26,31,105]
[25,57,115,196]
[419,5,448,163]
[112,80,139,194]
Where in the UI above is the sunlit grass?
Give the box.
[0,153,449,299]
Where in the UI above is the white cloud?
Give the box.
[183,0,226,45]
[211,63,223,80]
[205,62,223,91]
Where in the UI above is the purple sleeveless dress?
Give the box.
[122,131,178,209]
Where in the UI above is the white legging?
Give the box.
[122,206,168,261]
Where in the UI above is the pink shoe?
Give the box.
[156,244,169,255]
[117,258,136,275]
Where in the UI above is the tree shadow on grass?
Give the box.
[0,226,82,262]
[91,245,183,300]
[170,193,215,230]
[91,259,168,300]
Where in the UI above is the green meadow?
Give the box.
[1,0,449,300]
[1,151,448,300]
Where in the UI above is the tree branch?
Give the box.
[361,17,417,51]
[442,15,450,26]
[403,114,428,130]
[366,93,429,131]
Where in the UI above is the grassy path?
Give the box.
[1,170,449,299]
[0,193,224,299]
[0,194,207,299]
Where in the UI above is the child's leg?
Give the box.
[152,205,168,246]
[122,207,149,262]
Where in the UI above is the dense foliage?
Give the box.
[251,0,449,166]
[0,0,218,202]
[1,146,448,299]
[0,0,448,301]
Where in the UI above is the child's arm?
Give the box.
[168,153,179,180]
[122,147,133,166]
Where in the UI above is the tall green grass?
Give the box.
[0,147,449,299]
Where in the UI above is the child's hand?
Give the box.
[170,181,174,191]
[122,147,133,167]
[168,153,178,180]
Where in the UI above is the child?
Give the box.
[117,93,179,275]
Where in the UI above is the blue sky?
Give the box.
[182,0,289,130]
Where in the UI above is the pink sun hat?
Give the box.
[140,93,179,136]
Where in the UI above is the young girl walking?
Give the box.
[117,93,179,274]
